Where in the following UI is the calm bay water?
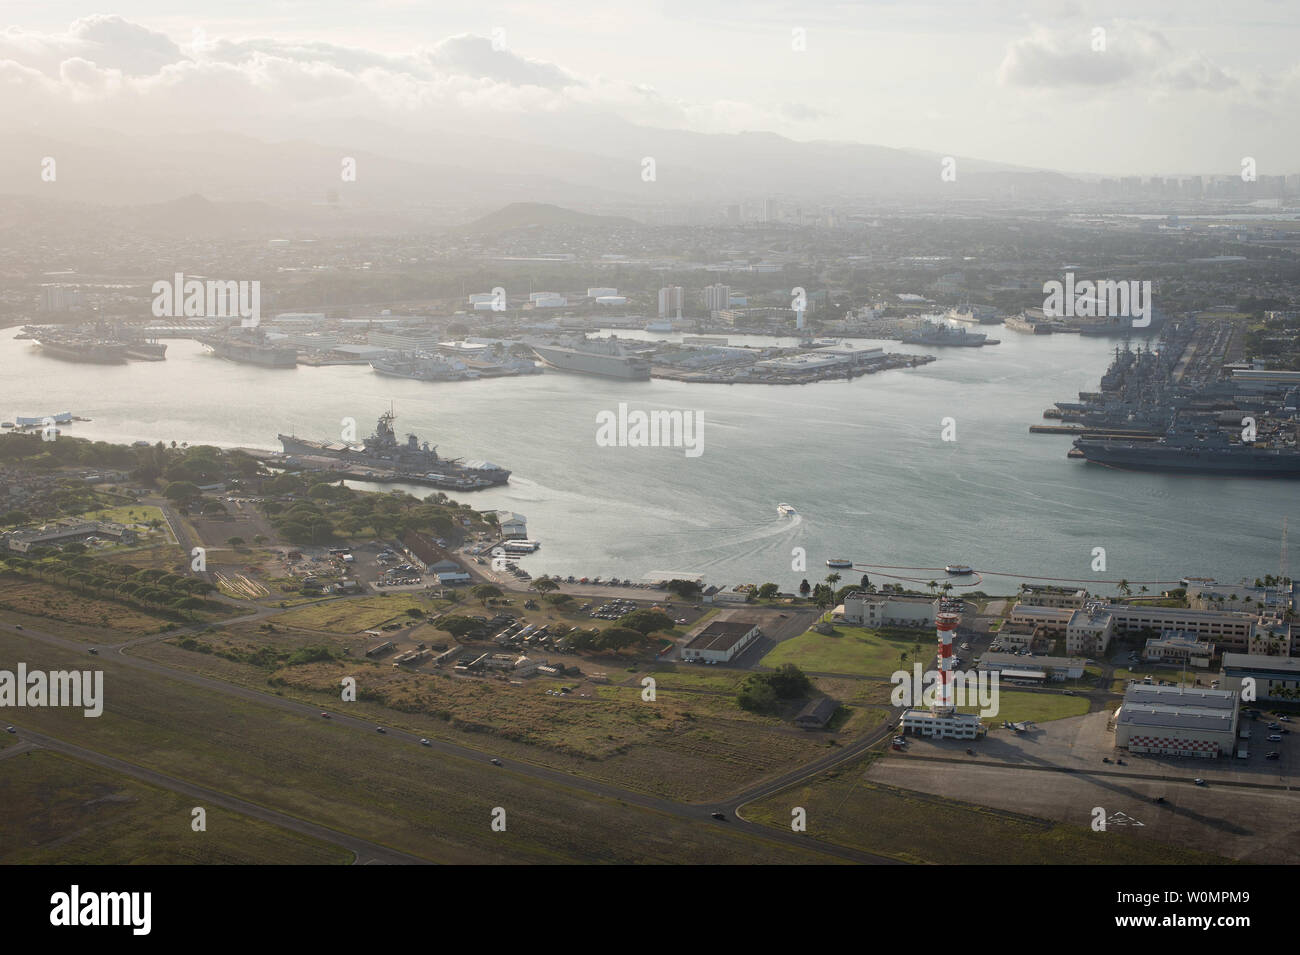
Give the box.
[3,327,1295,594]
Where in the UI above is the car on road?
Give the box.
[14,624,22,630]
[490,757,502,766]
[4,726,14,734]
[1154,796,1167,804]
[1266,752,1281,760]
[710,811,726,821]
[375,726,386,734]
[420,738,431,746]
[1267,734,1283,742]
[1194,778,1206,786]
[1117,758,1126,765]
[87,647,98,654]
[1280,715,1292,722]
[1268,723,1281,730]
[320,712,330,718]
[1102,757,1112,763]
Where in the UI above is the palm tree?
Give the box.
[825,573,841,587]
[1116,579,1131,599]
[927,580,938,596]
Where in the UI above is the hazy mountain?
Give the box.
[462,202,642,232]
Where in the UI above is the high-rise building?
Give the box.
[658,286,684,319]
[703,283,731,314]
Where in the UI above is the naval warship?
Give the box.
[530,337,652,379]
[1073,430,1300,477]
[278,409,510,489]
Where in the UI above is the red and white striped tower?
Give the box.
[934,612,961,713]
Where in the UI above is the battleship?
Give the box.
[902,319,996,347]
[531,338,652,379]
[278,409,510,489]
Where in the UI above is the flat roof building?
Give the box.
[899,709,984,740]
[1066,605,1114,656]
[842,592,939,628]
[1006,604,1073,635]
[1114,684,1239,758]
[1220,653,1300,703]
[978,652,1085,680]
[1143,632,1215,668]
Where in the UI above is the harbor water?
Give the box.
[3,328,1295,593]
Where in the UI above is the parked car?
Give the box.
[1266,752,1281,760]
[1267,734,1283,742]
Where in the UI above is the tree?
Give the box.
[798,579,811,597]
[860,574,870,591]
[620,609,675,635]
[163,481,201,505]
[437,616,481,642]
[825,573,841,587]
[757,582,779,599]
[546,593,573,609]
[596,626,644,652]
[1116,579,1132,599]
[530,576,560,594]
[227,537,245,549]
[471,584,502,607]
[666,578,703,600]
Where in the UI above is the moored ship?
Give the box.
[531,338,652,380]
[1073,432,1300,477]
[196,331,297,368]
[370,353,477,382]
[278,408,510,489]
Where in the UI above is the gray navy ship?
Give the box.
[1073,431,1300,477]
[902,318,996,347]
[531,338,652,379]
[278,408,510,489]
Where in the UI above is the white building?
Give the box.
[1113,684,1239,758]
[1066,606,1114,656]
[658,286,684,319]
[1006,603,1073,635]
[841,592,938,628]
[899,709,983,739]
[681,620,761,663]
[978,652,1085,680]
[1219,653,1300,702]
[587,288,618,298]
[1143,632,1215,668]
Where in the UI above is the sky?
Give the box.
[2,1,1298,176]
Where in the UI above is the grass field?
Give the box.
[1,629,837,863]
[744,758,1232,865]
[78,504,169,527]
[0,750,351,864]
[962,690,1091,725]
[272,595,434,633]
[761,625,926,675]
[134,630,840,803]
[0,578,180,637]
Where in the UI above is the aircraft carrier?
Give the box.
[531,338,652,379]
[197,331,298,368]
[1073,431,1300,476]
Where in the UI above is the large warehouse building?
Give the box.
[1219,653,1300,702]
[681,620,761,663]
[1113,685,1240,758]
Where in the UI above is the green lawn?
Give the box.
[761,625,927,675]
[961,689,1090,725]
[273,594,433,633]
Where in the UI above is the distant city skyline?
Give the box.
[2,3,1300,179]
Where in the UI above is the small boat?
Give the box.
[826,558,853,569]
[0,422,13,429]
[777,503,797,517]
[945,564,974,575]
